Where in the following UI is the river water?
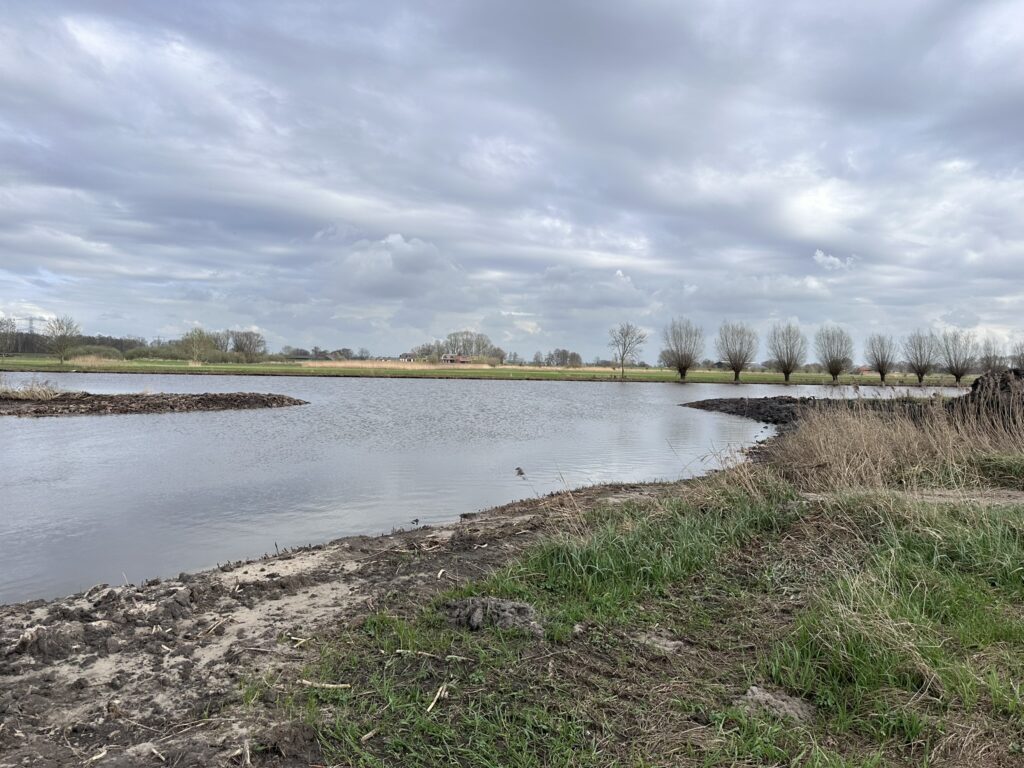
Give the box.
[0,373,949,602]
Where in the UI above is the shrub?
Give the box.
[68,345,124,360]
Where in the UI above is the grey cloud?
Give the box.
[1,1,1023,358]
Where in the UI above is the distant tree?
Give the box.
[231,330,267,363]
[182,327,218,362]
[865,333,898,384]
[608,322,648,380]
[814,325,854,384]
[444,331,496,358]
[532,351,544,366]
[902,330,937,385]
[544,348,582,368]
[715,321,758,383]
[357,347,371,360]
[506,351,523,365]
[766,322,807,383]
[1011,340,1024,370]
[44,315,81,363]
[212,330,232,353]
[660,318,704,381]
[939,328,977,386]
[0,316,15,357]
[978,336,1006,374]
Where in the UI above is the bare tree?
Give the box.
[44,315,81,363]
[660,318,704,381]
[902,330,937,385]
[978,336,1006,374]
[716,321,758,383]
[814,325,854,384]
[766,322,807,383]
[0,316,15,358]
[938,328,977,386]
[212,330,232,353]
[231,330,267,363]
[864,333,897,384]
[608,322,648,380]
[1011,340,1024,370]
[182,327,217,362]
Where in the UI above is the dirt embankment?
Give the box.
[685,395,816,425]
[0,392,308,418]
[0,482,663,767]
[687,371,1024,428]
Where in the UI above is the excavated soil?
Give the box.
[0,392,307,418]
[686,391,952,426]
[685,395,815,425]
[0,482,669,767]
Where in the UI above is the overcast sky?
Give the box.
[1,1,1022,359]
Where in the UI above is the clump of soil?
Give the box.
[734,686,816,724]
[949,369,1024,427]
[443,597,544,637]
[0,391,308,417]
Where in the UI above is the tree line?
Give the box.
[646,319,1024,384]
[0,316,270,364]
[3,312,1021,385]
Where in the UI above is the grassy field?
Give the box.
[0,354,969,387]
[254,398,1024,766]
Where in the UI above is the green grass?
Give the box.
[973,454,1024,489]
[766,495,1024,759]
[0,354,972,387]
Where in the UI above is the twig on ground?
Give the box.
[298,678,351,690]
[426,682,450,713]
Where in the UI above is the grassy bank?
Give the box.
[0,354,969,387]
[256,399,1024,766]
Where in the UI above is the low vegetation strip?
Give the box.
[0,390,308,417]
[0,354,974,387]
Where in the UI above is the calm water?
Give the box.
[0,373,950,603]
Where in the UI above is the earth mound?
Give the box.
[0,391,308,417]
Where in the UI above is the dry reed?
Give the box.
[0,374,62,400]
[764,395,1024,491]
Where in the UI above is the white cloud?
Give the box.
[812,249,858,271]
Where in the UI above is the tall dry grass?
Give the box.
[300,359,495,370]
[764,396,1024,491]
[68,355,125,366]
[0,374,62,400]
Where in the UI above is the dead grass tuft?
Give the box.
[0,374,62,400]
[764,398,1024,491]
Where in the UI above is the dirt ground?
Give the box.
[0,392,307,418]
[0,482,668,767]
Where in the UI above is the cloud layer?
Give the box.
[2,1,1023,359]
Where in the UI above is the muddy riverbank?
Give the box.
[0,392,308,418]
[0,482,665,767]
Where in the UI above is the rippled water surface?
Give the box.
[0,373,950,602]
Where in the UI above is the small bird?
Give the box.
[515,467,526,478]
[410,518,419,526]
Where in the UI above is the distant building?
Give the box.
[440,353,472,364]
[398,353,416,362]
